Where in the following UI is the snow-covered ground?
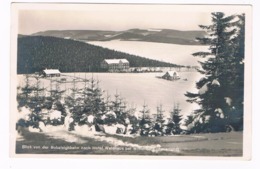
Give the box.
[16,124,242,155]
[87,40,209,66]
[18,124,166,153]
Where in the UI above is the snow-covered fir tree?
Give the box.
[152,104,165,135]
[64,73,84,126]
[101,92,117,125]
[49,77,65,101]
[75,76,105,125]
[17,74,34,108]
[111,91,127,124]
[227,14,245,130]
[139,102,151,136]
[155,104,165,124]
[168,103,182,134]
[25,76,46,128]
[125,105,139,134]
[185,12,245,132]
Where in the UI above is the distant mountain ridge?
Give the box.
[32,28,206,45]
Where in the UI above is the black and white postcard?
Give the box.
[10,3,252,159]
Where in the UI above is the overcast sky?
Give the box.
[17,4,247,35]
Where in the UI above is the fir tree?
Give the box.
[30,76,45,104]
[155,104,165,123]
[79,76,105,125]
[152,104,165,135]
[104,92,112,112]
[185,12,245,132]
[168,104,183,135]
[27,76,46,128]
[45,77,66,122]
[64,73,83,126]
[124,104,139,134]
[139,102,151,136]
[17,74,33,108]
[111,91,127,124]
[65,73,78,107]
[101,92,118,125]
[228,14,245,130]
[50,78,65,101]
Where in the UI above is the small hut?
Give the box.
[162,71,180,80]
[42,69,61,77]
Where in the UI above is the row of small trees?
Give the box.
[17,74,184,136]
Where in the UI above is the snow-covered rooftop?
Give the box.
[43,69,61,74]
[104,59,129,64]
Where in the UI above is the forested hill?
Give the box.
[17,36,180,74]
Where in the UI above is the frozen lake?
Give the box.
[87,40,209,66]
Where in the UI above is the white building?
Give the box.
[101,59,129,72]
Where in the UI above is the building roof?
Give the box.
[104,59,129,64]
[164,71,179,77]
[43,69,61,74]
